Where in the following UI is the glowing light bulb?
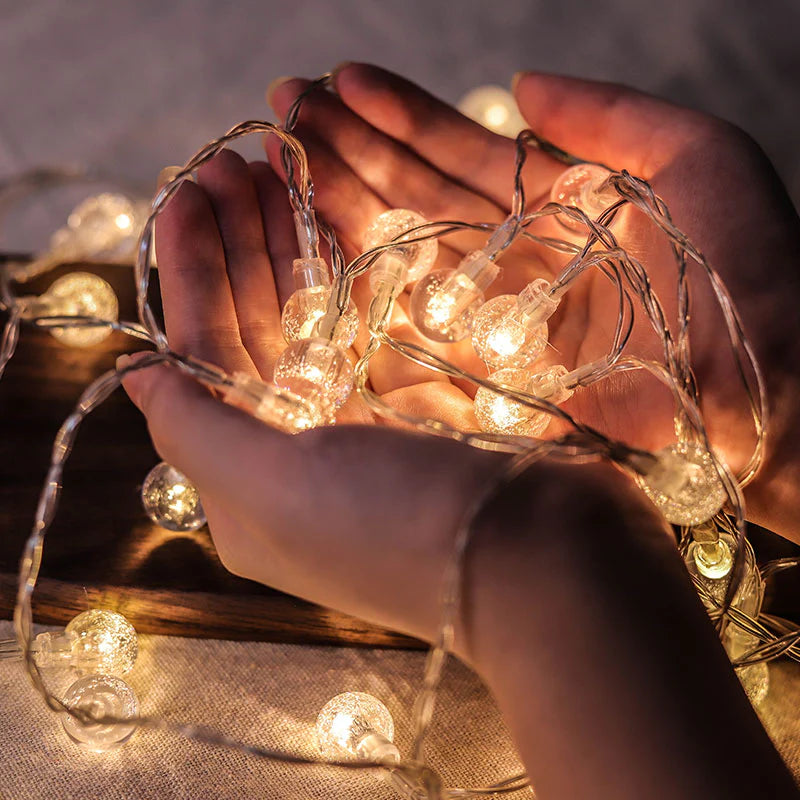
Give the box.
[363,209,438,291]
[222,372,327,433]
[51,193,146,260]
[38,272,119,347]
[273,337,354,418]
[637,441,727,527]
[34,609,138,676]
[550,164,618,232]
[316,692,399,762]
[457,86,527,137]
[61,674,138,752]
[471,281,557,368]
[473,365,572,436]
[141,462,206,532]
[281,286,359,348]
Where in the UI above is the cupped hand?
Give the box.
[266,64,800,540]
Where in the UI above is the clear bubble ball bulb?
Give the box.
[474,365,571,437]
[409,268,485,343]
[273,337,354,418]
[363,209,438,288]
[53,193,144,259]
[550,164,618,232]
[44,272,119,347]
[141,462,206,531]
[471,294,548,369]
[35,609,138,676]
[457,85,527,137]
[637,441,727,527]
[316,692,399,762]
[281,285,359,349]
[61,674,138,752]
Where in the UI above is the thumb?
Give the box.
[513,72,713,175]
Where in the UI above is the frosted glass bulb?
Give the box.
[281,286,359,349]
[61,674,138,752]
[35,609,138,676]
[473,365,571,436]
[638,441,727,527]
[43,272,119,347]
[141,462,206,532]
[273,338,353,417]
[316,692,399,762]
[457,86,527,137]
[363,209,438,289]
[471,294,548,369]
[550,164,617,232]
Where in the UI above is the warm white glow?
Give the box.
[45,272,119,348]
[141,462,206,532]
[457,85,527,137]
[316,692,396,761]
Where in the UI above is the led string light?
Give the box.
[1,70,798,799]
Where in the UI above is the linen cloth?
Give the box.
[1,621,799,799]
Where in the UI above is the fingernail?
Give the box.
[116,354,132,372]
[511,71,527,93]
[266,75,293,107]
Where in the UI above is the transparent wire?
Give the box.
[5,82,788,800]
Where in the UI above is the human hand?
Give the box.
[266,64,800,540]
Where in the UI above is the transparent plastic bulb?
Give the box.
[141,462,206,532]
[457,85,527,137]
[409,268,485,342]
[316,692,398,762]
[273,337,354,417]
[638,441,727,527]
[51,193,145,260]
[61,674,138,752]
[281,285,359,349]
[41,272,119,347]
[550,164,617,232]
[35,609,138,676]
[471,294,548,369]
[222,372,327,433]
[363,209,438,290]
[473,365,571,437]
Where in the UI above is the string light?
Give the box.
[550,164,618,231]
[316,692,398,762]
[470,278,562,369]
[1,73,793,798]
[61,674,139,752]
[141,462,206,532]
[19,271,119,347]
[637,442,727,527]
[473,365,572,436]
[457,85,527,138]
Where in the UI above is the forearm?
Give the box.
[463,462,797,800]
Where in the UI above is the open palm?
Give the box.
[266,64,800,536]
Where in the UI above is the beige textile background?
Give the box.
[1,621,799,799]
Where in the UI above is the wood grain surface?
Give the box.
[0,262,420,648]
[1,263,797,646]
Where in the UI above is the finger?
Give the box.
[248,161,299,310]
[329,62,564,207]
[269,77,510,226]
[196,150,284,377]
[512,72,718,176]
[155,180,255,374]
[264,127,464,268]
